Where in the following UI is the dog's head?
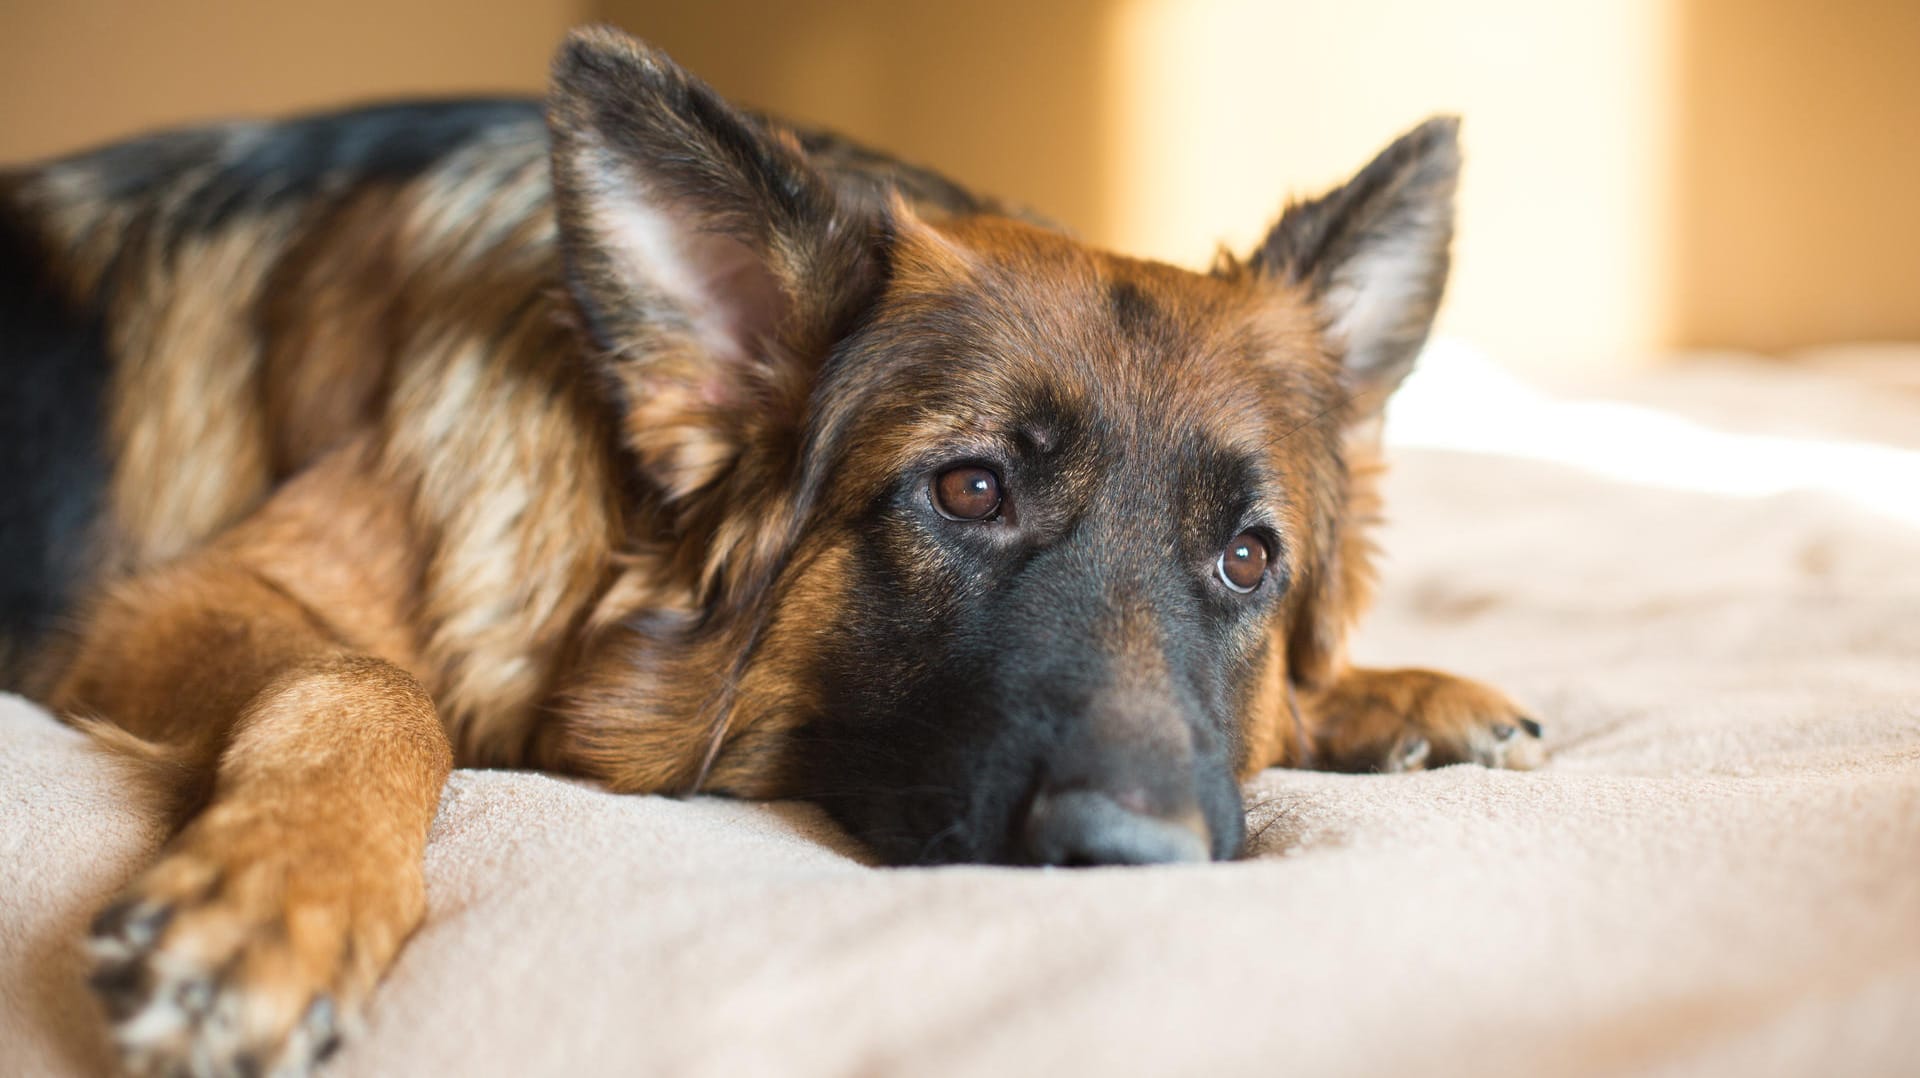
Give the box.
[549,29,1456,866]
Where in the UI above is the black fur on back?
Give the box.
[0,200,111,681]
[69,97,544,246]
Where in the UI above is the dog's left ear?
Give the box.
[1249,116,1459,414]
[547,27,883,501]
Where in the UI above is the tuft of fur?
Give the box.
[69,714,215,825]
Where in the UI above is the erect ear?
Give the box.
[1249,116,1460,415]
[1252,119,1457,700]
[547,27,883,501]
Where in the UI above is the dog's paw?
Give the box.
[86,808,419,1077]
[1311,667,1546,773]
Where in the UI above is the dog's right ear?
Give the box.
[1248,116,1460,419]
[547,27,883,501]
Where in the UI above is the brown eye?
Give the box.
[934,466,1002,520]
[1217,532,1269,593]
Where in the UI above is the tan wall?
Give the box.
[602,1,1115,243]
[1674,0,1920,352]
[3,1,1917,362]
[0,0,588,162]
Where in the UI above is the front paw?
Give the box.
[1311,667,1546,773]
[86,810,418,1077]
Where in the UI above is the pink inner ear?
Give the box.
[686,230,789,379]
[589,164,791,394]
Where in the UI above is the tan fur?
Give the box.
[259,186,411,474]
[106,222,290,570]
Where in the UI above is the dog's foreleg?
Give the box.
[56,549,450,1077]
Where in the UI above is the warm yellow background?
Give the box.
[3,1,1916,367]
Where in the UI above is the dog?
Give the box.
[0,25,1543,1077]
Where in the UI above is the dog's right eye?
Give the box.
[1217,532,1270,593]
[933,466,1003,521]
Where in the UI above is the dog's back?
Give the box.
[0,100,553,682]
[0,181,111,672]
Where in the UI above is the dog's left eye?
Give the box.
[933,466,1003,521]
[1217,532,1269,593]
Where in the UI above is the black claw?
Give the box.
[90,899,171,948]
[87,961,149,1020]
[1519,717,1544,739]
[1491,722,1517,741]
[89,899,137,939]
[305,994,341,1061]
[88,901,130,939]
[175,976,215,1016]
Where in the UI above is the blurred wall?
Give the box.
[1675,0,1920,353]
[0,0,587,161]
[1095,1,1675,371]
[602,1,1114,243]
[3,1,1916,364]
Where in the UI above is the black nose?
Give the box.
[1019,788,1211,866]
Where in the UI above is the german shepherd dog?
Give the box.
[0,26,1543,1077]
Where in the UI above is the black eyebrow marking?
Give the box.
[1107,278,1160,339]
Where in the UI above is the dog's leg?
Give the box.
[57,459,450,1076]
[1303,666,1545,773]
[66,581,448,1075]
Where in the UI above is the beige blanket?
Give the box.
[5,351,1918,1076]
